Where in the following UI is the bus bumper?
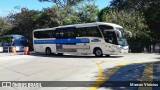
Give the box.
[119,45,129,53]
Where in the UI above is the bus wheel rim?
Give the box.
[96,50,102,55]
[47,49,50,54]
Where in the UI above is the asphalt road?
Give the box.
[0,53,160,90]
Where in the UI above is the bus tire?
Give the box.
[45,48,51,55]
[94,48,103,57]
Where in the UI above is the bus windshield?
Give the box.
[99,25,118,45]
[115,28,128,46]
[99,25,128,46]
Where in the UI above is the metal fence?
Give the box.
[0,46,12,53]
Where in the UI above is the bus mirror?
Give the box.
[125,30,132,37]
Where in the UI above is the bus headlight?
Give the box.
[120,46,129,53]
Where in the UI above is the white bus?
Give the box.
[33,22,129,57]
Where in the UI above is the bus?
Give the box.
[0,35,28,52]
[33,22,130,57]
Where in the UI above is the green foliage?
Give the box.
[0,18,13,36]
[76,3,99,23]
[143,0,160,43]
[37,7,60,27]
[110,0,160,42]
[38,0,93,7]
[38,0,96,24]
[6,10,41,50]
[99,8,149,39]
[98,7,151,52]
[109,0,160,52]
[3,2,98,50]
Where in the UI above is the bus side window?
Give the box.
[45,30,55,38]
[76,27,87,37]
[55,30,60,39]
[77,27,102,37]
[76,29,81,37]
[68,29,76,38]
[87,27,102,37]
[40,31,46,38]
[34,31,39,38]
[99,25,113,36]
[34,31,46,38]
[62,29,68,39]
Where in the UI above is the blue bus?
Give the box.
[0,35,28,52]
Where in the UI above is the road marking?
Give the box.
[89,61,104,90]
[89,61,128,90]
[138,64,153,90]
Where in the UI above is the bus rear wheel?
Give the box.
[94,48,103,57]
[45,48,51,55]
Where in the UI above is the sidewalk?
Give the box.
[0,52,25,57]
[0,51,36,57]
[0,52,35,61]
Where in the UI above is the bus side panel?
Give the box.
[75,37,106,55]
[89,37,107,54]
[75,37,91,54]
[43,44,56,53]
[89,37,121,55]
[34,44,43,53]
[33,39,44,53]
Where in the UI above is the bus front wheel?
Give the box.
[45,48,51,55]
[94,48,103,57]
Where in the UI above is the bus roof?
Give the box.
[34,22,123,31]
[74,22,123,28]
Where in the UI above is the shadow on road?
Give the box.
[97,61,160,90]
[29,53,124,58]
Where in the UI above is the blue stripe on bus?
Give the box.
[34,38,89,44]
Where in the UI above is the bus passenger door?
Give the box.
[105,31,117,54]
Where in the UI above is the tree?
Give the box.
[6,10,41,50]
[37,7,61,27]
[76,3,99,23]
[4,2,99,50]
[98,7,150,52]
[38,2,99,25]
[38,0,92,8]
[110,0,149,11]
[110,0,160,52]
[38,0,98,25]
[0,17,13,36]
[143,0,160,43]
